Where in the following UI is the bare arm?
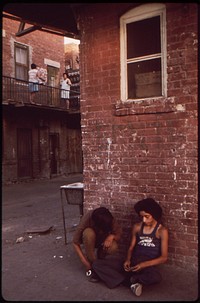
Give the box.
[131,226,168,272]
[72,211,92,271]
[103,219,122,249]
[123,223,140,271]
[73,242,91,271]
[67,78,72,85]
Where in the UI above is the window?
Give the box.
[120,3,166,101]
[15,43,29,81]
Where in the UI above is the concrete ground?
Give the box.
[2,175,199,302]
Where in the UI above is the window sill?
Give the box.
[114,96,180,116]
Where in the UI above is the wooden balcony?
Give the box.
[2,76,80,112]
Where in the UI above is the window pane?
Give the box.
[15,44,28,81]
[16,65,27,81]
[16,47,27,65]
[127,16,161,59]
[127,58,162,98]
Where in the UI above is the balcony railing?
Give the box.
[2,76,80,111]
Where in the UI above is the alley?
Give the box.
[2,175,198,301]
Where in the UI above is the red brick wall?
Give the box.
[2,17,65,78]
[77,3,198,271]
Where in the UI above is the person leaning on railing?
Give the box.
[60,72,72,109]
[28,63,39,104]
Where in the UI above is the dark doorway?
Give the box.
[47,66,59,87]
[17,128,33,178]
[47,66,60,105]
[49,133,59,175]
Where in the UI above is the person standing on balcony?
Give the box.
[60,72,72,109]
[28,63,39,104]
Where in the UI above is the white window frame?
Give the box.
[14,42,29,81]
[120,3,167,102]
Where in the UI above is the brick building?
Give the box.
[64,41,79,71]
[3,3,198,271]
[2,16,82,182]
[74,3,198,271]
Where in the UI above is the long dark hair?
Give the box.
[92,207,113,233]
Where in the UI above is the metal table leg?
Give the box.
[60,182,84,245]
[60,188,67,244]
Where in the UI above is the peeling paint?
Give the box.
[107,138,112,167]
[180,144,186,149]
[183,210,189,218]
[12,148,15,158]
[176,104,185,111]
[132,133,137,141]
[193,39,198,46]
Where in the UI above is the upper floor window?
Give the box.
[14,43,29,81]
[120,3,166,101]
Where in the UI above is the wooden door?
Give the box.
[17,128,33,178]
[67,129,83,173]
[47,66,59,87]
[49,133,59,175]
[47,66,60,105]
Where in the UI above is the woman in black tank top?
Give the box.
[123,198,168,296]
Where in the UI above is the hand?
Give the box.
[123,261,131,272]
[85,261,92,271]
[103,235,114,249]
[103,239,111,249]
[130,263,142,272]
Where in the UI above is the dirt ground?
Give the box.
[1,174,199,301]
